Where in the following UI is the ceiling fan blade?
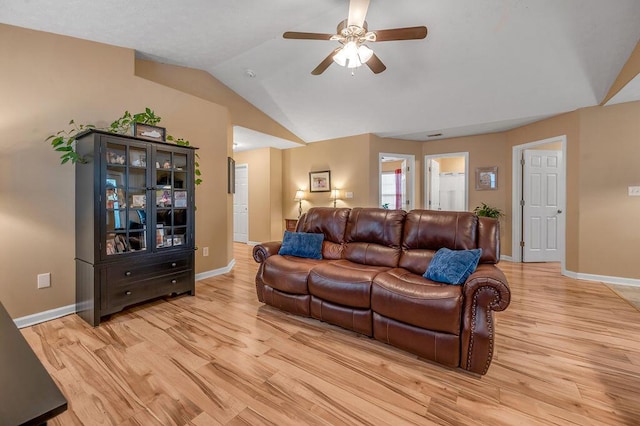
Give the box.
[373,26,428,42]
[347,0,370,28]
[366,53,386,74]
[311,48,341,75]
[283,31,335,41]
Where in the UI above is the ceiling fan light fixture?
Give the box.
[333,41,372,69]
[357,44,373,63]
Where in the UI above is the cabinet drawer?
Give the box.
[105,271,193,313]
[107,256,191,284]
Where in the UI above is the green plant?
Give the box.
[473,203,504,219]
[108,108,161,134]
[46,108,202,184]
[46,120,96,164]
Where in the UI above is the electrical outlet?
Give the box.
[202,247,209,256]
[37,273,51,289]
[345,192,354,199]
[629,186,640,196]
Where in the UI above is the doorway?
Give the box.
[379,153,415,210]
[233,163,248,243]
[424,153,469,211]
[512,136,566,267]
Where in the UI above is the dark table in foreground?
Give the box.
[0,301,67,425]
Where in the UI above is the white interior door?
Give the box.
[428,159,441,210]
[233,164,248,243]
[523,150,563,262]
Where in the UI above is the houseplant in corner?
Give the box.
[473,202,504,219]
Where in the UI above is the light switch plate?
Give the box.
[628,186,640,196]
[37,273,51,289]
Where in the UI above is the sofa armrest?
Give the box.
[460,264,511,375]
[252,241,282,263]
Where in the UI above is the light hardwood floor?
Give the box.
[21,244,640,425]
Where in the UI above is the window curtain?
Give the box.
[395,168,402,209]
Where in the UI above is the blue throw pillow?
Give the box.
[423,248,482,285]
[278,231,324,259]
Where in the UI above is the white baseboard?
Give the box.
[15,259,237,328]
[564,270,640,287]
[500,255,513,262]
[247,241,260,246]
[14,304,76,329]
[196,258,236,281]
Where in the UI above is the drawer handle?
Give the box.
[171,262,177,267]
[125,271,132,277]
[171,279,177,284]
[125,291,132,296]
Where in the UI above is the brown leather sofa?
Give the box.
[253,207,510,375]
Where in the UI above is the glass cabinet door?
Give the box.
[155,149,190,250]
[104,141,149,257]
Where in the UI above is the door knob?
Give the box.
[557,209,563,214]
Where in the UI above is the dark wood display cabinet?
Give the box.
[75,130,197,326]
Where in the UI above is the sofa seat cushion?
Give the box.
[371,268,462,335]
[261,255,324,295]
[308,260,390,308]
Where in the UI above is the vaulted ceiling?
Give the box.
[2,0,639,144]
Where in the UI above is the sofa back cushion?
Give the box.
[343,208,406,267]
[298,207,351,260]
[399,210,479,275]
[477,216,500,264]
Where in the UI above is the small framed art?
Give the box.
[133,123,166,141]
[309,170,331,192]
[475,166,498,190]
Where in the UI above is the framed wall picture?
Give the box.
[227,157,235,194]
[309,170,331,192]
[475,166,498,190]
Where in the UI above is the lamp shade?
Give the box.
[294,190,304,201]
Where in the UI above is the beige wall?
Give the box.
[0,24,231,318]
[234,148,283,242]
[577,102,640,277]
[438,157,466,174]
[135,60,304,145]
[283,135,371,219]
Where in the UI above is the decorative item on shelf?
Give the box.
[133,122,166,141]
[331,188,341,208]
[294,189,305,218]
[475,166,498,190]
[309,170,331,192]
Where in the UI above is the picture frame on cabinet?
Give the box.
[156,225,165,247]
[174,191,187,208]
[131,194,146,208]
[133,123,166,141]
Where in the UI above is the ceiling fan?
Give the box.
[283,0,427,75]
